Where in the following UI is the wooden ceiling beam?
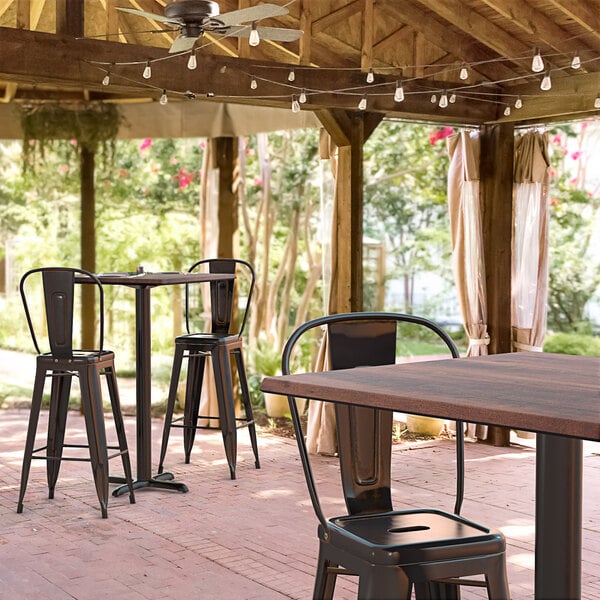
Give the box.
[15,0,29,28]
[298,0,312,65]
[312,1,362,34]
[546,0,600,42]
[361,0,374,72]
[56,0,83,37]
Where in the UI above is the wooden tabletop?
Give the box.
[94,272,235,286]
[261,352,600,441]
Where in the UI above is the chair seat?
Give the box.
[329,509,505,566]
[37,350,115,365]
[175,333,241,344]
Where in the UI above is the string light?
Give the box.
[595,95,600,109]
[571,53,581,69]
[439,90,448,108]
[394,80,404,102]
[159,89,168,105]
[515,96,523,109]
[358,95,367,110]
[143,61,152,79]
[449,93,457,103]
[503,105,511,116]
[299,89,307,103]
[288,69,296,82]
[540,70,552,91]
[249,22,260,46]
[459,63,469,80]
[184,90,196,99]
[250,76,258,90]
[102,72,110,86]
[531,48,544,73]
[366,68,374,83]
[291,95,300,113]
[187,52,197,70]
[430,94,437,103]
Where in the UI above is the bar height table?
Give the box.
[93,272,236,495]
[261,352,600,600]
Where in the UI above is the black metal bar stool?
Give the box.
[158,258,260,480]
[17,267,135,518]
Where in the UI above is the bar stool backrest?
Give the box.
[281,312,463,532]
[20,267,105,358]
[185,258,255,337]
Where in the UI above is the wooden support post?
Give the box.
[212,137,238,258]
[481,123,514,446]
[80,146,96,351]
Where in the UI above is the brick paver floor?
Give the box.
[1,408,598,599]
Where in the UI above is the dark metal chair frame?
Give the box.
[158,258,260,480]
[282,312,509,599]
[17,267,135,519]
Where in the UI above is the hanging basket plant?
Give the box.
[19,102,121,171]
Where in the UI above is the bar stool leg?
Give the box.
[17,366,46,514]
[234,349,260,469]
[158,343,185,474]
[183,351,206,464]
[211,343,237,480]
[104,365,135,504]
[80,364,110,518]
[46,371,72,498]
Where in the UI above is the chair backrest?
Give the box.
[185,258,255,337]
[281,312,463,531]
[19,267,105,358]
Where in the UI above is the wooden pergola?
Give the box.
[1,1,598,400]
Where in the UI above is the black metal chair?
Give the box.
[158,258,260,480]
[282,312,509,599]
[17,267,135,519]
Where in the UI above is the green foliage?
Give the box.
[543,332,600,356]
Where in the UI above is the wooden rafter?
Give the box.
[547,0,600,42]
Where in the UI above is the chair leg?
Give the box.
[158,343,186,474]
[234,348,260,469]
[80,364,110,518]
[46,371,72,499]
[183,351,206,464]
[104,366,135,505]
[211,344,237,480]
[485,555,510,600]
[17,367,46,514]
[313,549,337,600]
[357,566,411,600]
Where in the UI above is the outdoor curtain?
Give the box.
[447,130,488,440]
[512,131,550,353]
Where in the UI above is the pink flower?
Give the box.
[70,139,78,146]
[569,177,578,185]
[549,168,557,177]
[552,135,562,144]
[253,176,262,187]
[571,151,581,160]
[59,164,69,173]
[173,168,194,189]
[550,198,559,206]
[119,169,129,177]
[139,138,152,151]
[199,141,206,149]
[429,126,454,145]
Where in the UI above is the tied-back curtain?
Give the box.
[447,131,488,440]
[512,131,550,353]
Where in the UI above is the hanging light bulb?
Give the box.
[430,94,437,103]
[249,22,260,46]
[250,76,258,90]
[449,93,457,104]
[159,89,168,105]
[531,48,544,73]
[595,95,600,109]
[288,69,296,82]
[143,61,152,79]
[459,63,468,80]
[187,52,197,70]
[291,96,300,113]
[540,70,552,91]
[299,89,307,103]
[515,96,523,109]
[366,68,374,84]
[571,53,581,70]
[439,91,448,108]
[358,95,367,110]
[394,80,404,102]
[503,105,511,116]
[102,72,110,86]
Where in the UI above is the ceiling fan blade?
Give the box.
[216,3,288,27]
[226,25,303,43]
[169,34,199,54]
[117,7,183,26]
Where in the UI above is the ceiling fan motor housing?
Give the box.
[164,1,220,21]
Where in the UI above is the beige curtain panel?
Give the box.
[512,131,550,353]
[447,131,489,440]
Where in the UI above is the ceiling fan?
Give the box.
[118,0,303,53]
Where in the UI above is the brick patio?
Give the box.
[1,407,598,599]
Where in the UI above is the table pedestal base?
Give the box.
[110,472,188,496]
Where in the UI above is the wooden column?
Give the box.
[80,146,96,349]
[480,123,514,446]
[316,109,383,312]
[211,137,238,258]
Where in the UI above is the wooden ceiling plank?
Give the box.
[236,0,250,58]
[547,0,600,40]
[30,0,45,30]
[106,0,121,41]
[482,0,599,56]
[56,0,83,37]
[15,0,29,29]
[373,25,409,54]
[299,0,312,65]
[312,0,362,35]
[361,0,374,71]
[0,0,14,19]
